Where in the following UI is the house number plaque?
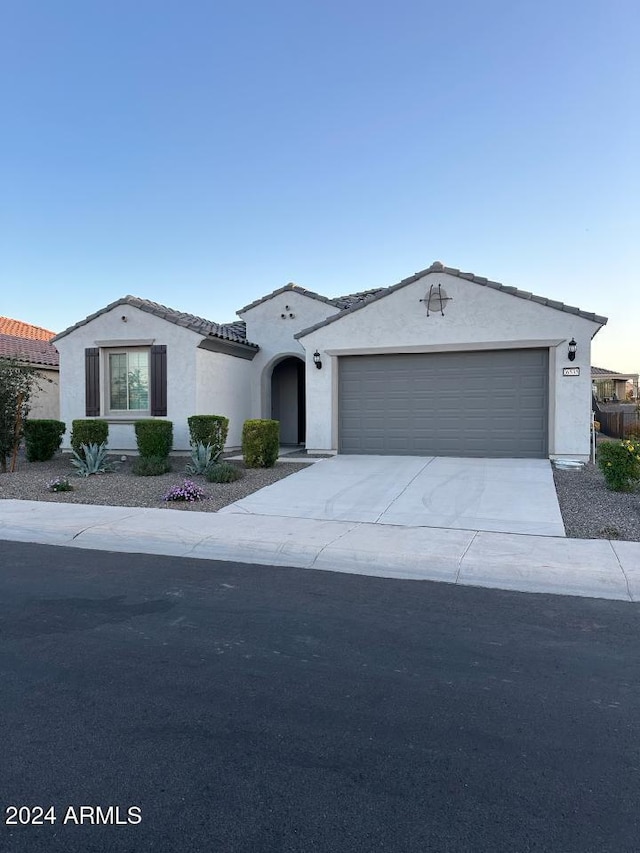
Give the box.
[563,367,580,376]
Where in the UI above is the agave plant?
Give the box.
[185,441,221,475]
[70,442,118,477]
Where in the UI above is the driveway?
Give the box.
[220,455,566,537]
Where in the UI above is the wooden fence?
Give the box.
[598,410,640,439]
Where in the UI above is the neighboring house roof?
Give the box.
[236,282,386,315]
[0,333,59,367]
[52,296,259,349]
[591,366,637,378]
[294,261,609,339]
[0,316,56,341]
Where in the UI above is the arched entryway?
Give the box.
[270,356,306,445]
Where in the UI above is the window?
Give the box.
[108,350,150,412]
[85,344,166,418]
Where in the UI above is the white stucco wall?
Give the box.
[195,348,253,448]
[55,304,204,451]
[300,271,603,459]
[239,289,339,424]
[29,368,60,420]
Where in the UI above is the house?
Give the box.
[0,316,60,419]
[52,262,607,460]
[591,366,638,403]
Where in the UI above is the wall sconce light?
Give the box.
[313,350,322,370]
[568,338,577,361]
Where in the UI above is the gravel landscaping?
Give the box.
[553,463,640,541]
[1,452,639,541]
[0,454,311,513]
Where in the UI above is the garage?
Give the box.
[338,349,549,457]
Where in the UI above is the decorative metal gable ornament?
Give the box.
[420,283,452,317]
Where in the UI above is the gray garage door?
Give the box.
[339,349,549,457]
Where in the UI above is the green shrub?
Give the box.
[205,461,243,483]
[71,419,108,457]
[132,455,172,476]
[134,419,173,458]
[24,419,66,461]
[187,415,229,456]
[242,419,279,468]
[598,440,640,492]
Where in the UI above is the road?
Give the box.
[1,540,639,852]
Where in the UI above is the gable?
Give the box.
[238,287,343,355]
[295,262,607,340]
[237,283,337,315]
[52,295,259,352]
[296,269,605,353]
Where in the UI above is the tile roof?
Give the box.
[295,262,609,339]
[52,296,259,349]
[0,333,59,367]
[591,366,638,378]
[0,316,56,341]
[330,288,386,310]
[236,283,337,314]
[236,282,387,316]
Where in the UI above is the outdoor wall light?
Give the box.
[568,338,577,361]
[313,350,322,370]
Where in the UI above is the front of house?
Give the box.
[52,262,607,460]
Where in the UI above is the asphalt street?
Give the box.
[1,540,639,853]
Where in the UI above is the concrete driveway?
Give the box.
[220,455,566,537]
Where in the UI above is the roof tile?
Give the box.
[0,334,59,367]
[295,261,608,339]
[0,317,56,340]
[53,296,259,349]
[592,366,638,378]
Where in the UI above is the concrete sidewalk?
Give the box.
[1,499,639,602]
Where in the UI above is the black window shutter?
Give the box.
[150,345,167,416]
[85,348,100,416]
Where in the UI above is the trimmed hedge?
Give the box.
[242,419,279,468]
[71,419,108,457]
[187,415,229,456]
[134,419,173,459]
[24,419,66,461]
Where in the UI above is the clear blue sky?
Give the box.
[1,0,638,371]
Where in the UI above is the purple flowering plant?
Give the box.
[47,476,74,493]
[162,479,208,502]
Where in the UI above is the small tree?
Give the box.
[0,357,41,472]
